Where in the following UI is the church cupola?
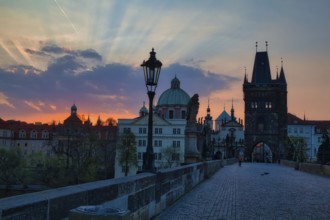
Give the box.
[71,104,77,116]
[171,75,180,89]
[139,102,148,117]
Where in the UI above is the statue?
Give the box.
[186,94,199,127]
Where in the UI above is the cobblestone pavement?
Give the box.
[154,163,330,220]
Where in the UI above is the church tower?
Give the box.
[243,42,287,162]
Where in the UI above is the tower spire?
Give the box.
[279,57,287,84]
[256,41,258,52]
[266,41,268,51]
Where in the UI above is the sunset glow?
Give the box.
[1,0,330,124]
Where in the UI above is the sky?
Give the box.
[1,0,330,125]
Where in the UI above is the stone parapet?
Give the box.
[0,160,229,220]
[281,159,330,177]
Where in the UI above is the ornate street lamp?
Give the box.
[141,48,162,172]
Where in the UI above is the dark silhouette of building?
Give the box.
[243,43,287,162]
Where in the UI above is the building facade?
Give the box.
[115,77,189,178]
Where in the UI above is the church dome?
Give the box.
[139,102,148,116]
[71,104,77,111]
[157,76,190,106]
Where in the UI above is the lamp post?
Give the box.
[141,48,162,172]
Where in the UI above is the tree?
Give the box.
[290,136,309,163]
[0,147,26,187]
[317,134,330,164]
[161,145,180,168]
[118,130,137,176]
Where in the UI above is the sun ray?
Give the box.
[54,0,79,35]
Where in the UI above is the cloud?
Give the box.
[24,100,42,112]
[40,43,102,61]
[0,92,15,109]
[0,44,239,121]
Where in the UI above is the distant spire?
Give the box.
[266,41,268,51]
[256,41,258,52]
[207,98,210,113]
[230,98,236,121]
[276,65,279,79]
[304,112,306,121]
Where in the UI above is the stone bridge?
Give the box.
[1,159,329,220]
[0,159,236,220]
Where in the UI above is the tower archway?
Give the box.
[252,142,272,162]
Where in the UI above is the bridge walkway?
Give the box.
[155,162,330,220]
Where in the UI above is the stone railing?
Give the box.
[281,159,330,177]
[0,159,230,220]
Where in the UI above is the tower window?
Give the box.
[265,102,272,109]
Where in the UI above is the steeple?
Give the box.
[244,66,248,84]
[230,99,236,121]
[97,115,101,126]
[204,98,213,128]
[251,43,272,84]
[279,58,287,84]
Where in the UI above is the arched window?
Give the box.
[19,130,26,139]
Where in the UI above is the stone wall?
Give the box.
[0,160,225,220]
[281,159,330,177]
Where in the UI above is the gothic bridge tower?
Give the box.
[243,42,287,162]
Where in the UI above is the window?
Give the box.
[155,128,163,134]
[173,128,181,135]
[265,102,272,109]
[300,128,303,134]
[169,110,174,119]
[181,111,186,119]
[154,140,162,147]
[143,140,146,146]
[173,141,180,148]
[139,127,146,134]
[138,140,142,146]
[294,128,297,133]
[251,102,258,109]
[19,130,26,139]
[138,152,142,160]
[123,128,131,133]
[42,130,49,139]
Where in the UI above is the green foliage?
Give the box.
[289,136,309,163]
[317,134,330,164]
[0,147,26,186]
[118,130,137,176]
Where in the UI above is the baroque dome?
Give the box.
[157,76,190,106]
